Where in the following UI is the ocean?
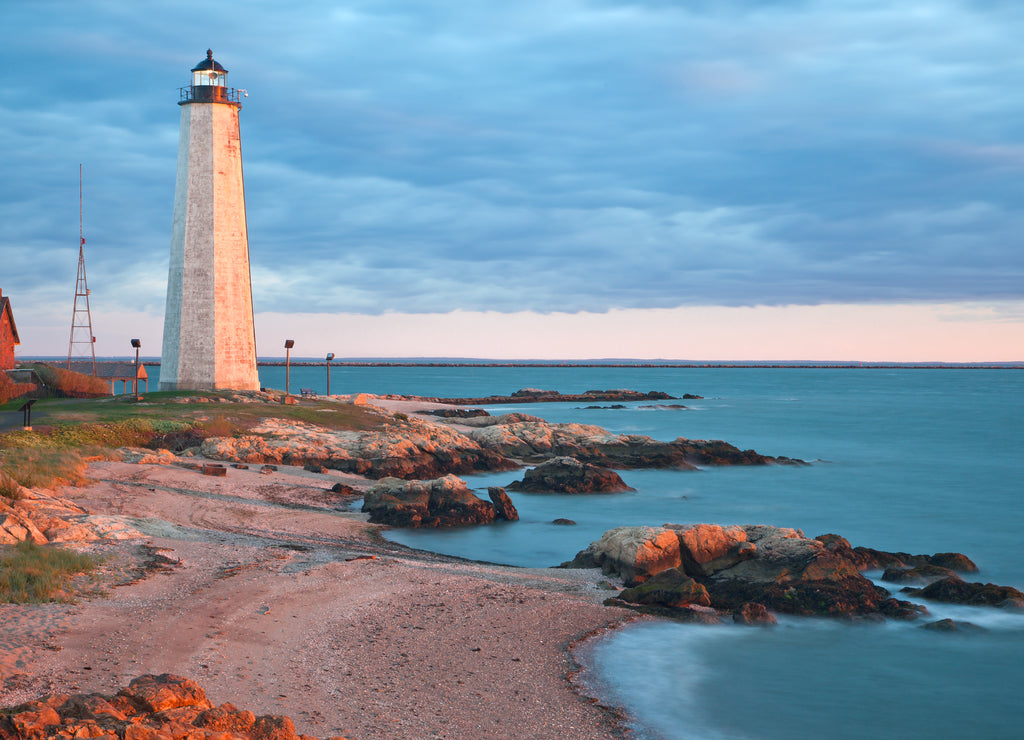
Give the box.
[169,364,1024,738]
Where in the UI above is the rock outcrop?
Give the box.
[467,421,800,469]
[487,486,519,521]
[562,526,682,585]
[506,456,634,493]
[201,417,517,480]
[1,485,141,545]
[566,523,992,620]
[818,535,980,573]
[908,577,1024,608]
[361,475,519,527]
[0,673,324,740]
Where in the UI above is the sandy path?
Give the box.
[1,460,638,739]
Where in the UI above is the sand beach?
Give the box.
[0,415,640,739]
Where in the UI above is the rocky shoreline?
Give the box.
[562,524,1023,626]
[3,388,1020,738]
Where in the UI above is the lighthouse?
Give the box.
[160,50,259,391]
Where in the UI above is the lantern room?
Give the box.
[179,49,242,106]
[192,49,227,87]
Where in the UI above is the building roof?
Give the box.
[66,361,147,380]
[0,290,19,344]
[191,49,226,73]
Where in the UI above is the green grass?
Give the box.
[0,539,99,603]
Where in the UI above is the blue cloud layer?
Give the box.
[1,0,1022,320]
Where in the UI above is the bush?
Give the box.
[0,539,99,603]
[0,371,34,404]
[30,363,110,398]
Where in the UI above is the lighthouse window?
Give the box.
[193,70,225,86]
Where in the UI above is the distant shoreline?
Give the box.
[19,358,1024,369]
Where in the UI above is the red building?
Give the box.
[0,288,20,370]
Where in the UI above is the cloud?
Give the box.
[2,0,1023,360]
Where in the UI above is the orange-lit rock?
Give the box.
[563,525,681,585]
[0,674,329,740]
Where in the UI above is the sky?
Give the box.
[1,0,1022,361]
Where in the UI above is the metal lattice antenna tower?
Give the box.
[67,164,97,374]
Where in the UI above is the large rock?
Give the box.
[467,420,800,469]
[451,413,547,428]
[819,535,979,574]
[881,563,961,584]
[487,487,519,521]
[0,486,140,545]
[0,674,314,740]
[506,456,634,493]
[668,523,755,576]
[571,524,927,619]
[201,416,517,480]
[617,567,711,608]
[562,526,681,585]
[911,577,1024,608]
[361,475,511,528]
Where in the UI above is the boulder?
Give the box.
[733,602,777,626]
[844,545,978,574]
[361,475,508,528]
[452,413,547,428]
[0,674,313,740]
[422,408,490,418]
[911,577,1024,608]
[928,552,980,572]
[118,674,212,714]
[617,568,711,608]
[561,526,681,585]
[467,420,801,469]
[667,523,754,577]
[506,456,635,493]
[552,518,577,525]
[881,564,960,584]
[575,524,926,619]
[920,618,987,633]
[487,487,519,521]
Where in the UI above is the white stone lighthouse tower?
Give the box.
[160,50,259,391]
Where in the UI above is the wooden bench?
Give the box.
[300,388,317,398]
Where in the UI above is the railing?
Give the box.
[178,86,243,105]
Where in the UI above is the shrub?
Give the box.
[30,363,110,398]
[0,371,34,404]
[0,539,99,603]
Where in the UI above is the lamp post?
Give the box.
[130,339,141,397]
[325,352,334,396]
[284,339,294,395]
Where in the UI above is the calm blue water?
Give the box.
[158,364,1024,738]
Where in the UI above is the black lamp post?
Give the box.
[284,339,295,395]
[130,339,141,397]
[325,352,334,396]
